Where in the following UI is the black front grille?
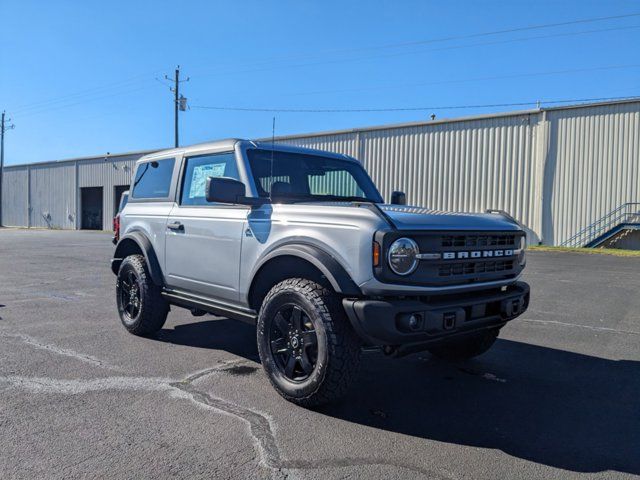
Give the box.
[439,260,515,277]
[374,230,524,287]
[441,234,516,248]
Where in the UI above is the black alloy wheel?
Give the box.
[118,269,141,323]
[268,304,318,381]
[116,254,168,336]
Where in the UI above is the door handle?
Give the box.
[167,221,184,232]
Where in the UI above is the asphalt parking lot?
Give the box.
[0,229,638,480]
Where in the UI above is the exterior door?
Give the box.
[164,151,248,302]
[80,187,103,230]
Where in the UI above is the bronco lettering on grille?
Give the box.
[427,249,515,260]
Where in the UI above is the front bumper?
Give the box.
[342,281,529,346]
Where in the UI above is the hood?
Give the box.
[379,205,521,231]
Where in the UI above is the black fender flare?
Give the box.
[254,243,361,296]
[111,232,164,286]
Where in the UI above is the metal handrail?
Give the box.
[561,202,640,247]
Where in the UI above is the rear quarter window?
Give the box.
[131,158,175,199]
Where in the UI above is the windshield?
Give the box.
[247,149,383,203]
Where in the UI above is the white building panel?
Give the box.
[29,162,76,229]
[544,102,640,245]
[2,167,29,227]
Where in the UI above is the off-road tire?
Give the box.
[116,254,168,336]
[428,328,499,361]
[257,278,362,407]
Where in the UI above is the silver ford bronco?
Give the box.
[111,139,529,406]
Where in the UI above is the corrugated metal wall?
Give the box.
[29,162,76,228]
[542,102,640,245]
[360,115,540,234]
[1,153,143,231]
[77,154,139,229]
[276,132,360,158]
[2,167,29,227]
[2,100,639,245]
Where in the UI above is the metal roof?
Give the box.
[263,97,640,141]
[3,148,159,170]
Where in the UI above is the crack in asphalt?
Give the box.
[169,362,457,480]
[170,374,282,476]
[0,332,119,369]
[1,361,456,480]
[0,375,173,395]
[0,331,455,480]
[522,318,640,336]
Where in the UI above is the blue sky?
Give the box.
[1,0,639,165]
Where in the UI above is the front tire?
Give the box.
[116,254,168,336]
[427,328,499,361]
[257,278,361,407]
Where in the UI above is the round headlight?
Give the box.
[387,237,419,275]
[518,236,527,266]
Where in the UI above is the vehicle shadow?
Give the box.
[324,338,640,475]
[156,317,639,475]
[156,318,260,361]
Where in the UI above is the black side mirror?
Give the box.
[206,177,247,204]
[390,191,407,205]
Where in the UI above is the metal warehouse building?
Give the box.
[2,98,639,247]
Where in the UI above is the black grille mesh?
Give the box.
[439,260,515,277]
[441,234,516,248]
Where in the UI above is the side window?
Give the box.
[131,158,175,199]
[180,152,240,206]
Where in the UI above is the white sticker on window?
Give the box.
[189,163,226,198]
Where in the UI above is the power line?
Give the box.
[7,13,640,119]
[190,95,640,113]
[258,64,640,98]
[9,69,164,115]
[11,84,153,120]
[190,12,640,77]
[5,13,640,121]
[344,12,640,53]
[193,24,640,80]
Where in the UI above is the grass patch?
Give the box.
[529,245,640,257]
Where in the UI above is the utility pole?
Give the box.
[0,111,15,227]
[164,66,189,148]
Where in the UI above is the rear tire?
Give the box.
[428,328,499,361]
[257,278,362,407]
[116,254,168,336]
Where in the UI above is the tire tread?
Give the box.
[117,254,168,336]
[258,277,361,407]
